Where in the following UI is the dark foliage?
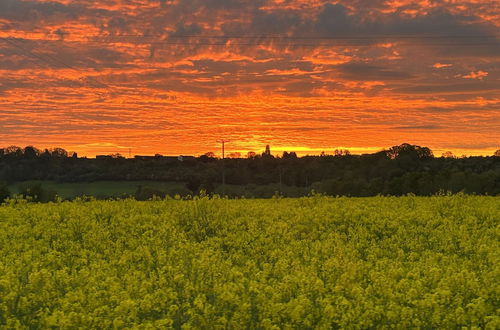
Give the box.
[0,183,9,202]
[134,185,168,201]
[17,183,57,202]
[0,144,499,197]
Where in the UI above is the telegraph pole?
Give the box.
[279,167,282,195]
[217,140,229,196]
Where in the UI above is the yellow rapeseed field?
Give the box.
[0,194,498,328]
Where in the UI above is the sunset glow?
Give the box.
[0,0,499,157]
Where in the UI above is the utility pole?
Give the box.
[217,140,229,196]
[279,167,283,196]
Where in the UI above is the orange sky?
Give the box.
[0,0,499,157]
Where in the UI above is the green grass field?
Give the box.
[7,181,310,200]
[8,181,189,199]
[0,195,498,328]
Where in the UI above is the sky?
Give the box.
[0,0,499,157]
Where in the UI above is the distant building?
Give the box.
[265,145,271,156]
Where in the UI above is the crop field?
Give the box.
[0,195,498,328]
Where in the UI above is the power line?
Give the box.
[89,33,500,45]
[0,37,111,90]
[5,34,498,46]
[217,140,229,196]
[13,40,497,48]
[1,37,63,72]
[95,33,499,39]
[91,41,498,46]
[84,33,500,47]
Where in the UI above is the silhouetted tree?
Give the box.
[41,149,51,158]
[227,152,241,158]
[23,146,41,158]
[199,153,217,162]
[204,152,215,158]
[4,146,22,157]
[442,151,455,158]
[334,149,351,157]
[386,143,433,160]
[282,151,298,160]
[109,153,124,159]
[247,151,257,158]
[50,148,68,158]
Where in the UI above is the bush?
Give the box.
[0,183,9,202]
[17,183,57,202]
[134,185,167,201]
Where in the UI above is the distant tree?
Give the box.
[109,153,124,159]
[23,146,41,158]
[227,152,241,158]
[41,149,51,158]
[4,146,22,157]
[442,151,455,158]
[386,143,433,159]
[334,149,351,157]
[199,153,217,162]
[247,151,257,158]
[282,151,298,160]
[50,148,68,158]
[494,149,500,157]
[204,152,216,158]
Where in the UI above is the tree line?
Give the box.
[0,143,499,200]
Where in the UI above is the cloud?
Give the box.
[315,4,356,36]
[393,125,442,130]
[433,63,452,69]
[106,17,130,35]
[0,0,79,21]
[335,63,413,81]
[462,71,489,80]
[0,79,31,95]
[394,81,499,94]
[313,3,497,40]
